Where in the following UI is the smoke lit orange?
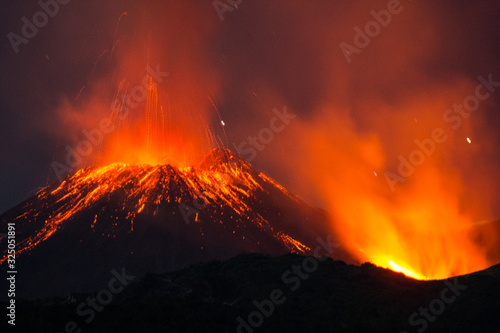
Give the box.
[274,103,496,280]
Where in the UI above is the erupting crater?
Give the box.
[0,148,350,299]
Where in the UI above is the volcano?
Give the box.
[0,148,351,299]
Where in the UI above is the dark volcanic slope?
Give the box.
[0,149,353,299]
[9,253,500,333]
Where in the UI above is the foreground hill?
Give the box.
[8,253,500,333]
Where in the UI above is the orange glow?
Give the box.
[52,1,223,172]
[275,100,497,280]
[97,75,214,169]
[387,259,426,280]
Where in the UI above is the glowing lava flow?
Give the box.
[0,149,311,264]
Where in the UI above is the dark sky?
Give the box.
[1,0,500,222]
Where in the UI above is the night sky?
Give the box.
[1,0,500,222]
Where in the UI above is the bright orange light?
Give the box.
[388,259,426,280]
[97,72,215,169]
[285,104,496,280]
